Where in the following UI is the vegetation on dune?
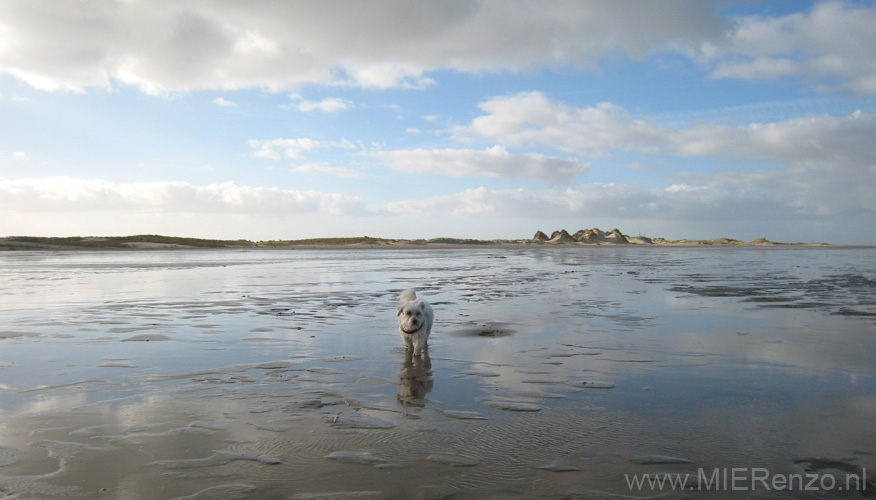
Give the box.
[1,236,129,248]
[260,236,393,246]
[0,234,393,250]
[0,232,823,250]
[423,238,495,245]
[116,235,258,247]
[0,235,254,249]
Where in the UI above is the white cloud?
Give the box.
[672,110,876,166]
[462,92,668,157]
[2,2,874,95]
[0,1,729,93]
[380,182,762,221]
[380,172,876,236]
[248,137,358,160]
[211,97,237,107]
[291,162,364,179]
[711,57,801,81]
[0,177,367,216]
[1,173,872,243]
[460,92,876,218]
[248,138,321,160]
[466,91,875,167]
[296,97,350,113]
[375,145,588,185]
[12,151,27,159]
[668,110,876,217]
[705,2,876,93]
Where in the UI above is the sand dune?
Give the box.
[0,230,829,250]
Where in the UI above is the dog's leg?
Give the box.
[417,325,431,357]
[413,336,427,357]
[401,333,414,351]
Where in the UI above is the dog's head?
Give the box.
[397,300,427,334]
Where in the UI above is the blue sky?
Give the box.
[2,1,876,243]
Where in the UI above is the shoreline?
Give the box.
[0,234,844,251]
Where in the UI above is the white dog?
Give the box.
[397,289,433,356]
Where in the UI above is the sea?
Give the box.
[0,247,874,499]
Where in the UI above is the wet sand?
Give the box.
[0,247,874,499]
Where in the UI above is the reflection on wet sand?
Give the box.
[397,350,433,408]
[0,248,874,498]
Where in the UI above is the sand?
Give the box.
[0,247,874,498]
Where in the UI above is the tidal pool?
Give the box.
[0,247,874,499]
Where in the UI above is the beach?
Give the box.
[1,247,874,499]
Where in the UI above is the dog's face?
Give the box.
[397,300,427,334]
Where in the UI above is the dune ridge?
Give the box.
[0,230,830,250]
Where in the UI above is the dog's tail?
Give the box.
[399,289,417,303]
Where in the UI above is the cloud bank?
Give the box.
[0,177,367,216]
[457,91,876,216]
[704,1,876,94]
[2,1,873,95]
[376,146,588,185]
[2,169,872,242]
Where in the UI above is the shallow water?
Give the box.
[1,247,874,499]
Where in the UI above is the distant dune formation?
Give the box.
[534,228,636,244]
[0,231,826,250]
[532,228,806,246]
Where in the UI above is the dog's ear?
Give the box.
[397,306,403,316]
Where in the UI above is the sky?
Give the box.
[2,1,876,244]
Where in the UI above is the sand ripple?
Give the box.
[154,450,282,469]
[172,483,257,500]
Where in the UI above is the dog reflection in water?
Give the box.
[397,349,433,408]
